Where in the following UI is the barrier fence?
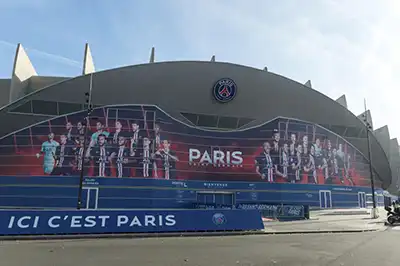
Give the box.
[0,209,264,236]
[0,176,380,210]
[194,203,310,221]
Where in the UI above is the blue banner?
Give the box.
[0,104,374,188]
[0,210,264,236]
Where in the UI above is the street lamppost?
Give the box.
[362,100,378,219]
[77,74,93,210]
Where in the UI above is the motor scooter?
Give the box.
[385,206,400,225]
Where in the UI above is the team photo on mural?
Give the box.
[0,105,374,187]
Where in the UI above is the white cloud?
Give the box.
[0,40,81,69]
[171,0,400,138]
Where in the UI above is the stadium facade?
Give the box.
[0,43,399,210]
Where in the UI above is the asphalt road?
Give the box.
[1,229,399,266]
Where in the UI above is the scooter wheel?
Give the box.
[388,216,396,225]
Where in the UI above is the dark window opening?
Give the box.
[32,100,58,115]
[10,101,32,113]
[344,126,362,138]
[218,116,238,129]
[58,102,82,115]
[330,125,346,136]
[180,112,254,129]
[181,112,198,125]
[197,115,218,128]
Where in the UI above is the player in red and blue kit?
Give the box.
[51,134,74,176]
[288,141,297,183]
[304,145,317,184]
[110,135,131,178]
[152,123,162,178]
[87,121,110,157]
[276,142,289,181]
[154,139,178,180]
[270,129,281,169]
[109,120,124,147]
[255,142,274,182]
[141,137,152,178]
[90,134,112,177]
[290,144,303,182]
[130,121,146,177]
[73,136,89,176]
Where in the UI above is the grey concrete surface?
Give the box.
[0,212,387,241]
[262,210,387,233]
[0,210,387,242]
[263,215,385,233]
[1,230,400,266]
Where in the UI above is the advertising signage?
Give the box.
[0,105,374,187]
[0,209,264,235]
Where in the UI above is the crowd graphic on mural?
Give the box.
[34,119,178,180]
[0,105,375,187]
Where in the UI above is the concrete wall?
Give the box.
[28,76,68,93]
[0,61,392,189]
[374,126,391,160]
[0,112,52,137]
[389,138,400,192]
[373,127,400,194]
[0,79,10,108]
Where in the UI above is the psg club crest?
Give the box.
[212,213,227,225]
[213,78,237,103]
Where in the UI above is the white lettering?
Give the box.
[71,216,82,228]
[98,216,110,227]
[17,216,31,228]
[189,148,200,163]
[8,216,15,228]
[165,215,176,226]
[144,215,156,226]
[48,216,61,228]
[231,151,243,165]
[226,151,231,164]
[117,215,129,227]
[84,216,96,227]
[189,148,243,166]
[33,216,39,228]
[213,150,225,164]
[129,216,142,227]
[200,150,212,164]
[157,215,163,226]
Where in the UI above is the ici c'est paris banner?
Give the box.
[0,105,373,187]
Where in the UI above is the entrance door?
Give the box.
[319,190,332,208]
[358,192,366,208]
[81,187,99,209]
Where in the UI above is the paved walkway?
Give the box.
[262,208,387,233]
[2,230,399,266]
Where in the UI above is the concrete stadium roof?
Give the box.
[0,60,392,190]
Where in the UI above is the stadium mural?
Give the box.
[0,105,375,187]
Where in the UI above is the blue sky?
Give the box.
[0,0,399,139]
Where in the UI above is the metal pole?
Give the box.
[366,126,377,209]
[363,99,378,218]
[77,74,93,210]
